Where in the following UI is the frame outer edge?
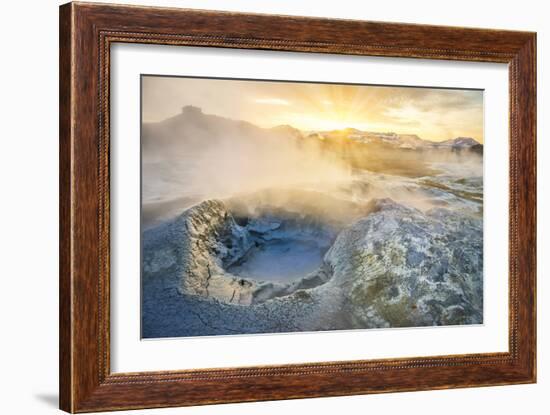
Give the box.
[508,33,537,383]
[519,33,537,382]
[532,33,537,383]
[67,2,103,412]
[59,2,75,413]
[59,2,537,412]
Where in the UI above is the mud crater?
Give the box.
[224,212,335,285]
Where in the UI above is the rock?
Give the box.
[323,199,483,327]
[143,199,258,305]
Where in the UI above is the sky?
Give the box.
[142,75,484,143]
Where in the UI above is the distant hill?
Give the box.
[144,106,265,159]
[269,124,304,140]
[312,129,482,152]
[144,106,482,155]
[438,137,480,147]
[142,107,482,182]
[305,128,482,176]
[142,106,308,162]
[141,106,348,204]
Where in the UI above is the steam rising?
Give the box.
[191,129,351,200]
[142,107,351,206]
[142,106,483,227]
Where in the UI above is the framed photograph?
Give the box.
[59,2,536,412]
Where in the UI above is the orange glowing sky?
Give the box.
[142,75,484,143]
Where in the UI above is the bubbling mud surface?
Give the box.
[227,239,325,283]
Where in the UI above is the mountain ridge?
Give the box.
[145,105,483,151]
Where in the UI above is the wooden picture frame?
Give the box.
[59,2,536,412]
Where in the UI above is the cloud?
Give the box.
[385,89,482,113]
[254,98,291,106]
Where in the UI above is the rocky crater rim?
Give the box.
[172,196,407,305]
[173,199,342,305]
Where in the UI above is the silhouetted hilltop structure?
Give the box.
[181,105,203,116]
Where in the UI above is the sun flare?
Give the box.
[142,76,483,142]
